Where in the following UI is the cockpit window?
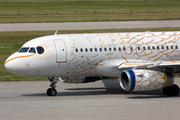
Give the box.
[19,47,29,53]
[36,46,44,54]
[29,47,36,53]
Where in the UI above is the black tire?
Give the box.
[47,88,57,96]
[170,84,179,96]
[47,88,52,96]
[163,87,171,95]
[163,84,179,96]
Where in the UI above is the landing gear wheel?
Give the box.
[47,77,59,96]
[47,88,57,96]
[170,84,179,96]
[163,84,179,96]
[163,86,171,95]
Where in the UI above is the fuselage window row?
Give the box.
[74,45,178,52]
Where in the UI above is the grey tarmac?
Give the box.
[0,20,180,31]
[0,78,180,120]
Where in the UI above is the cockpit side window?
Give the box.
[19,47,29,53]
[29,47,36,53]
[36,46,44,54]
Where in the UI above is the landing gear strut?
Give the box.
[47,77,58,96]
[163,84,179,96]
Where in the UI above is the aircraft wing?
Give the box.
[118,61,180,73]
[118,62,154,69]
[159,61,180,66]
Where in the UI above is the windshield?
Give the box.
[19,47,29,53]
[29,47,36,53]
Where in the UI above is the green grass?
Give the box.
[0,0,180,23]
[1,27,180,81]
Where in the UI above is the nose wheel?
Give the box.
[47,77,58,96]
[47,88,57,96]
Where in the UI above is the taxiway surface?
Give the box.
[0,20,180,31]
[0,79,180,120]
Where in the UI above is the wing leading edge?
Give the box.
[118,61,180,73]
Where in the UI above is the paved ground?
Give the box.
[0,20,180,31]
[0,78,180,120]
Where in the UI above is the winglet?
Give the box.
[54,30,58,35]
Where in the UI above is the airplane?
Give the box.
[4,31,180,96]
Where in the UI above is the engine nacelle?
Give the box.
[119,69,174,91]
[59,77,101,83]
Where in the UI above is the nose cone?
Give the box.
[4,53,19,75]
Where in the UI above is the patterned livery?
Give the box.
[5,31,180,96]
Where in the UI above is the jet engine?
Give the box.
[59,77,101,83]
[119,69,174,91]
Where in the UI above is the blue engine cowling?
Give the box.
[119,69,174,91]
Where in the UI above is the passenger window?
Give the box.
[36,46,44,54]
[157,46,159,50]
[171,46,173,49]
[19,47,29,53]
[99,48,102,52]
[75,48,78,52]
[114,47,116,51]
[152,46,155,50]
[162,46,164,50]
[80,48,83,52]
[90,48,93,52]
[95,48,97,52]
[143,46,146,50]
[109,47,112,51]
[148,46,150,50]
[85,48,88,52]
[130,47,133,51]
[104,48,107,51]
[175,45,178,49]
[166,46,169,50]
[123,47,126,51]
[138,47,140,50]
[29,47,36,53]
[119,47,121,51]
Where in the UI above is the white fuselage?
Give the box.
[5,32,180,78]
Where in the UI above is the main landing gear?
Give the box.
[47,77,58,96]
[163,84,179,96]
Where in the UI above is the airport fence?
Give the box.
[0,9,179,16]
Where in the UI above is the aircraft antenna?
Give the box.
[54,30,58,35]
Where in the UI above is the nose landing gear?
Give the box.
[47,77,58,96]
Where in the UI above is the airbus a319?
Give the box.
[4,31,180,96]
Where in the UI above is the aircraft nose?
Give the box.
[4,55,19,74]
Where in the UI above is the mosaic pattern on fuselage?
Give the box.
[32,32,180,82]
[65,32,180,77]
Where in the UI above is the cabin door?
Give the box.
[53,39,67,63]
